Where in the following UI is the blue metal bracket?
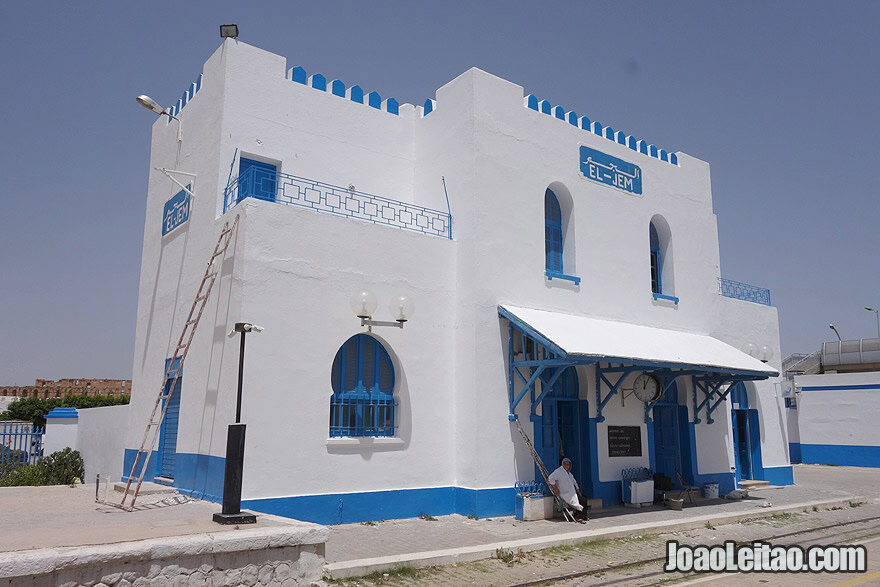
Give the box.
[693,379,725,424]
[644,377,681,423]
[706,385,736,424]
[545,270,581,286]
[530,366,566,416]
[595,367,637,422]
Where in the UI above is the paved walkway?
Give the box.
[325,464,880,578]
[0,483,294,552]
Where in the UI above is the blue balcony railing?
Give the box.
[224,167,452,240]
[718,278,771,306]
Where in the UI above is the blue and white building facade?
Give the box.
[126,39,791,525]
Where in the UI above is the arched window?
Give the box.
[329,334,395,437]
[649,216,677,302]
[650,222,662,295]
[545,189,563,273]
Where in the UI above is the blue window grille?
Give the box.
[545,189,563,273]
[330,334,395,437]
[238,158,277,202]
[650,222,662,295]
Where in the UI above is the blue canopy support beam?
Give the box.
[530,365,567,416]
[595,365,638,422]
[644,376,683,423]
[707,385,737,424]
[693,379,726,424]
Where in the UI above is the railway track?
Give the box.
[511,514,880,586]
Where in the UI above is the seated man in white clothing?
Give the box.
[548,457,585,515]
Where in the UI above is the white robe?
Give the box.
[548,465,583,511]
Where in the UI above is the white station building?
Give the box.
[125,38,791,524]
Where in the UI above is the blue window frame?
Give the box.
[650,222,662,294]
[545,189,563,273]
[238,157,277,203]
[330,334,395,437]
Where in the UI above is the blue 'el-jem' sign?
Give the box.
[162,186,191,236]
[579,146,642,195]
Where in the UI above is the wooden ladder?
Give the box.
[513,418,578,522]
[110,216,239,511]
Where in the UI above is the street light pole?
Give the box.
[213,322,263,525]
[866,307,880,339]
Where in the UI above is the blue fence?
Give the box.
[0,423,44,473]
[718,278,772,306]
[224,167,453,240]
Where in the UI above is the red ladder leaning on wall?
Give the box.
[108,215,239,511]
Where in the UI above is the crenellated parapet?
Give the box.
[523,93,678,166]
[288,65,401,116]
[167,74,203,122]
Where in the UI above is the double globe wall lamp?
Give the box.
[745,342,774,363]
[350,290,415,331]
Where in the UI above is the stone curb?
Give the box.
[324,496,864,579]
[0,519,329,579]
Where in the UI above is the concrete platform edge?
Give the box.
[324,496,865,579]
[0,514,329,579]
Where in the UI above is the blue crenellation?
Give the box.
[288,65,400,116]
[523,92,679,166]
[167,73,203,122]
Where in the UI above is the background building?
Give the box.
[0,379,130,400]
[785,338,880,466]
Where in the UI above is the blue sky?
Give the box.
[1,1,878,384]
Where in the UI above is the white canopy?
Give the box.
[499,304,776,377]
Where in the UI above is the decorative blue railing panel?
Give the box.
[225,167,453,240]
[515,480,550,496]
[718,278,771,306]
[0,424,44,474]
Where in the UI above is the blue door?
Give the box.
[653,405,679,484]
[157,362,181,480]
[732,409,751,481]
[535,368,582,485]
[238,157,277,202]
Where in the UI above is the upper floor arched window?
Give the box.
[545,189,563,274]
[650,222,662,295]
[329,334,395,437]
[649,216,677,303]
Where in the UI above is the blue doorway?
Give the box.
[732,409,751,480]
[534,368,591,495]
[157,359,181,480]
[651,381,692,488]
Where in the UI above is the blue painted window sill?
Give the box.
[652,292,679,304]
[325,437,405,447]
[545,270,581,286]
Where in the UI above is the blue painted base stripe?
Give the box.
[123,449,225,502]
[243,486,517,526]
[789,442,802,464]
[800,385,880,391]
[763,466,794,486]
[798,444,880,467]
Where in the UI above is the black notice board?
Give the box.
[607,426,642,457]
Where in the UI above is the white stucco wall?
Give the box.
[794,372,880,447]
[43,417,79,456]
[77,404,130,483]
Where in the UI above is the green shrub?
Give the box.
[0,464,46,487]
[39,448,85,485]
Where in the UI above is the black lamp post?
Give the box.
[213,322,262,525]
